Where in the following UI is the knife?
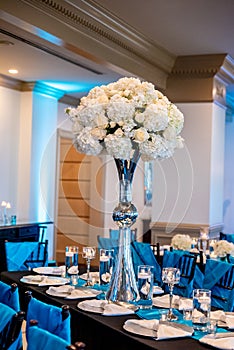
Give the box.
[159,321,194,333]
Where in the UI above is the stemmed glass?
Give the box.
[82,246,96,286]
[162,267,180,321]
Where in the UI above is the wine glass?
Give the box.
[82,246,96,286]
[162,267,180,321]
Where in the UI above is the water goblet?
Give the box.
[82,246,96,286]
[162,267,180,321]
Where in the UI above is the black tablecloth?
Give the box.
[1,271,208,350]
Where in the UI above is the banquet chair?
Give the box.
[4,240,48,271]
[131,241,162,285]
[163,252,197,297]
[27,320,82,350]
[0,302,25,350]
[211,264,234,311]
[0,281,20,311]
[173,253,197,297]
[25,291,71,342]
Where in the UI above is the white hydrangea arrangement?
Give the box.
[213,240,234,257]
[65,77,184,160]
[171,234,192,251]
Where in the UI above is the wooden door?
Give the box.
[55,136,91,264]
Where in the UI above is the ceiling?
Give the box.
[1,0,234,99]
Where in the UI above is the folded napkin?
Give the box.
[200,334,234,350]
[80,272,100,282]
[102,303,134,316]
[210,311,234,329]
[78,299,135,316]
[67,266,79,275]
[153,294,192,310]
[124,319,193,340]
[48,285,75,294]
[23,275,68,286]
[66,288,100,300]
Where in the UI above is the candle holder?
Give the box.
[82,247,96,286]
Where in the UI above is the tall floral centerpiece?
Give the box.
[66,77,184,303]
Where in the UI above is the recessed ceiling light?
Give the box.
[8,69,18,74]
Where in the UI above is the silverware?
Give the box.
[214,332,234,339]
[159,321,194,333]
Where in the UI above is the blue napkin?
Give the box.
[27,327,69,350]
[26,298,71,342]
[0,281,20,312]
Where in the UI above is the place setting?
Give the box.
[20,274,70,286]
[45,285,102,299]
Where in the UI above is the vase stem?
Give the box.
[106,149,140,303]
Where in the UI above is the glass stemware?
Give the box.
[162,267,180,321]
[82,246,96,286]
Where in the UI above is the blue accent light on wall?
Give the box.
[41,81,101,93]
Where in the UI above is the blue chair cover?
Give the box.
[0,302,22,350]
[163,250,203,297]
[131,241,162,285]
[5,242,45,271]
[27,326,70,350]
[97,236,119,256]
[26,298,71,342]
[203,259,234,311]
[0,281,20,312]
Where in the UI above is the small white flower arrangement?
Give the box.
[213,240,234,257]
[65,77,184,160]
[171,234,192,251]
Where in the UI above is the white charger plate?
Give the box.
[33,266,63,275]
[46,288,101,299]
[123,323,157,338]
[77,300,105,314]
[20,276,69,286]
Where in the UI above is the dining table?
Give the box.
[1,270,223,350]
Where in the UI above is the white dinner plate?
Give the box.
[77,300,105,314]
[123,323,157,338]
[20,276,69,286]
[33,266,63,275]
[46,288,101,299]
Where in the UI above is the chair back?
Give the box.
[211,264,234,311]
[131,241,162,285]
[4,240,48,271]
[25,292,71,342]
[163,250,197,297]
[0,302,25,350]
[24,240,48,269]
[27,322,70,350]
[0,281,20,312]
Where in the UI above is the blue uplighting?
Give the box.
[41,81,101,93]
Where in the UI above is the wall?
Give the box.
[0,87,21,216]
[151,102,225,231]
[223,117,234,233]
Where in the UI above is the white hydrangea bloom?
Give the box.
[171,234,192,251]
[213,240,234,257]
[65,77,184,160]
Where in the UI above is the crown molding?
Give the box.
[0,0,175,89]
[166,54,234,108]
[0,74,23,91]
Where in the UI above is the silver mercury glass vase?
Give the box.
[106,149,140,303]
